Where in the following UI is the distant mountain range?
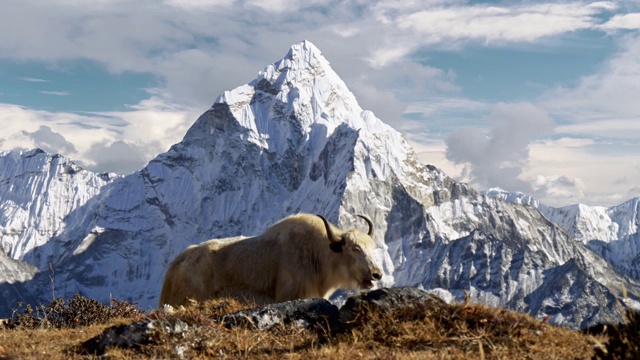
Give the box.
[1,41,639,329]
[485,187,640,284]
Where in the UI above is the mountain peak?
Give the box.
[280,40,328,71]
[256,39,336,93]
[207,40,393,154]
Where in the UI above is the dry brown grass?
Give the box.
[0,294,629,359]
[339,301,600,359]
[0,319,141,360]
[584,308,640,359]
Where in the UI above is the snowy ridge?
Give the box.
[485,188,640,283]
[482,187,542,209]
[482,187,639,243]
[1,41,640,329]
[0,149,116,269]
[545,204,616,243]
[548,198,640,281]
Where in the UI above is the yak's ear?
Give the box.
[329,240,345,253]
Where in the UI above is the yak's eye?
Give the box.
[353,245,362,252]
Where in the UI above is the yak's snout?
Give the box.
[361,267,382,289]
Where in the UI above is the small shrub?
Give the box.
[5,294,142,330]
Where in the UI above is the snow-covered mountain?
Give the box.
[486,187,640,283]
[1,41,639,329]
[0,149,116,269]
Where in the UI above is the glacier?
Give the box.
[1,40,639,329]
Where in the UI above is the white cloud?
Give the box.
[97,97,197,152]
[163,0,235,10]
[243,0,320,13]
[398,4,593,41]
[446,103,555,194]
[527,137,640,206]
[329,24,362,38]
[557,119,640,139]
[409,138,464,178]
[83,140,149,175]
[588,1,618,11]
[0,98,197,174]
[39,90,70,96]
[21,77,50,83]
[405,97,488,117]
[368,46,413,68]
[532,175,586,205]
[597,13,640,31]
[542,34,640,139]
[517,32,640,205]
[22,125,76,155]
[367,1,612,65]
[540,137,596,148]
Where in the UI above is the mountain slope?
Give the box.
[486,188,640,283]
[1,41,639,328]
[0,149,115,269]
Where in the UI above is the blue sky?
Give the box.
[1,0,639,207]
[0,60,155,111]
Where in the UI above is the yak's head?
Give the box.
[317,214,382,289]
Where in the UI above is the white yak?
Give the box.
[159,213,382,307]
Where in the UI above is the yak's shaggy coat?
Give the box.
[159,213,382,307]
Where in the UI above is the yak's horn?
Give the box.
[317,215,342,243]
[357,215,374,237]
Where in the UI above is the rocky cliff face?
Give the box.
[1,41,639,328]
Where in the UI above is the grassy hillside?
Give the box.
[0,293,637,359]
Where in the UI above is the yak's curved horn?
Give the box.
[357,215,374,237]
[316,215,342,243]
